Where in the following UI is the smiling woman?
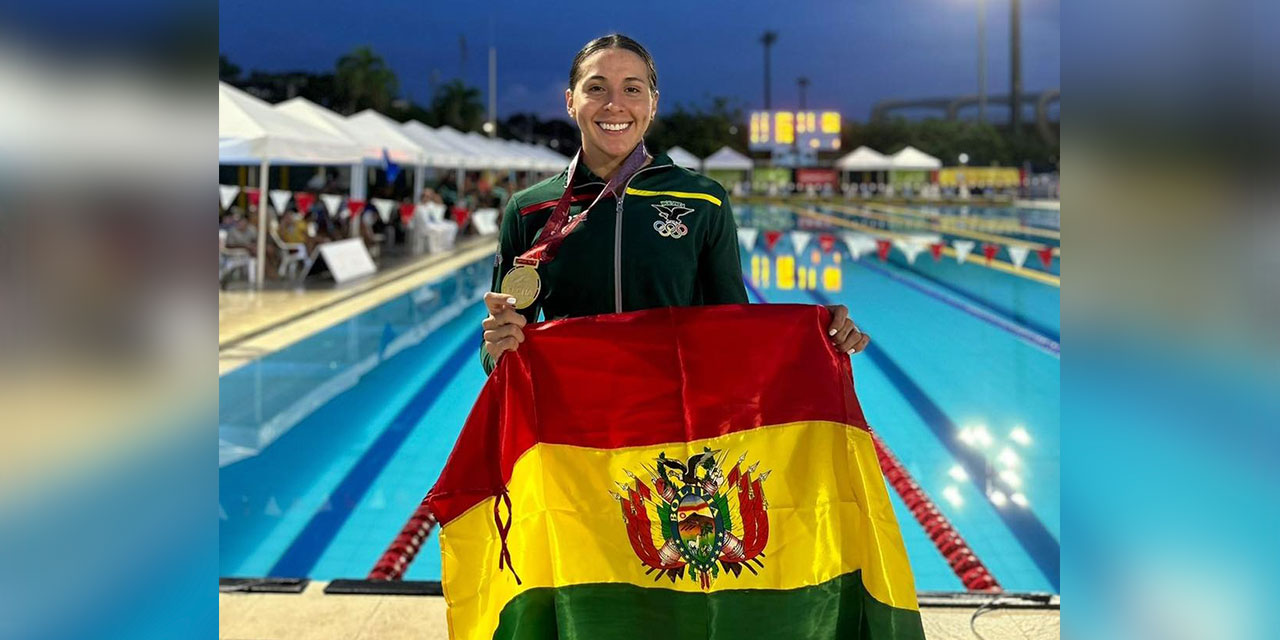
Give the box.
[477,33,868,374]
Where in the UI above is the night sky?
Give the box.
[219,0,1058,122]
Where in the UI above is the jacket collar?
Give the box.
[562,148,674,187]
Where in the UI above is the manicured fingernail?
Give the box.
[506,297,517,305]
[847,348,856,354]
[828,328,837,336]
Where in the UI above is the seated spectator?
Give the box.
[224,214,257,251]
[278,208,319,253]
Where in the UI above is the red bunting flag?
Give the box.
[293,192,316,213]
[346,199,365,219]
[930,243,945,261]
[982,243,999,263]
[763,230,783,251]
[1037,247,1055,268]
[244,188,260,207]
[818,233,836,254]
[875,239,892,262]
[400,202,417,224]
[453,205,470,230]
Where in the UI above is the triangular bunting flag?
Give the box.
[875,239,892,262]
[791,231,812,255]
[218,185,239,211]
[1008,246,1030,269]
[400,202,417,224]
[736,228,759,253]
[763,230,783,251]
[245,188,260,207]
[982,243,1000,263]
[893,239,927,265]
[1037,247,1055,268]
[818,234,836,254]
[372,198,395,224]
[293,192,316,213]
[930,243,945,261]
[953,240,976,263]
[841,232,874,260]
[321,194,344,216]
[346,199,365,219]
[269,189,293,215]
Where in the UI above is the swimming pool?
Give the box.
[219,202,1060,593]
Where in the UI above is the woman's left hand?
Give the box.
[826,305,869,355]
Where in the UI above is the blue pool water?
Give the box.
[219,202,1060,593]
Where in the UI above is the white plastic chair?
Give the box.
[471,208,499,236]
[219,229,256,286]
[269,219,310,279]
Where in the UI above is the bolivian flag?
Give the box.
[426,304,925,639]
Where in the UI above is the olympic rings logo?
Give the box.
[654,219,689,238]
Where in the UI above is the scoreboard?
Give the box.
[749,111,842,152]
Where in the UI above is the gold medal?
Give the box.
[500,265,541,310]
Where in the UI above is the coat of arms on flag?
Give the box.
[613,448,769,589]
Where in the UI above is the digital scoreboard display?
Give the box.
[749,111,841,152]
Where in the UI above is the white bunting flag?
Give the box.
[736,227,760,253]
[268,189,293,215]
[1008,246,1030,269]
[894,238,927,265]
[791,231,812,255]
[371,198,396,224]
[953,240,976,264]
[841,232,876,260]
[320,194,344,216]
[218,185,240,211]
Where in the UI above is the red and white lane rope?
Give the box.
[367,500,436,581]
[867,427,1002,592]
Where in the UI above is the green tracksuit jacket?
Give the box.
[481,151,749,373]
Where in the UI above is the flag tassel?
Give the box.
[493,488,522,585]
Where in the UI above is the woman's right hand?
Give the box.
[482,292,528,362]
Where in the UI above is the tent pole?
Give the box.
[257,159,270,288]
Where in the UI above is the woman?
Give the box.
[480,34,868,372]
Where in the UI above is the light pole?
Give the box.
[977,0,987,124]
[798,76,809,110]
[761,31,777,110]
[1010,0,1022,132]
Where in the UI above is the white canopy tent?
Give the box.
[219,83,361,165]
[218,83,363,286]
[665,146,701,170]
[889,145,943,170]
[835,146,892,171]
[433,126,505,169]
[702,146,753,171]
[465,131,532,170]
[524,142,571,170]
[400,121,470,167]
[276,97,427,201]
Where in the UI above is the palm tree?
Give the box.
[335,46,399,114]
[430,80,485,132]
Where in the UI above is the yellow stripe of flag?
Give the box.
[439,421,918,640]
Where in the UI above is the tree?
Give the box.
[335,46,399,114]
[647,96,748,157]
[429,80,485,132]
[219,54,241,82]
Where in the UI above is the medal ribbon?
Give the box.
[514,142,650,267]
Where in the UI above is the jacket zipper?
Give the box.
[613,164,667,313]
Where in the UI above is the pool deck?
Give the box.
[218,237,497,376]
[219,582,1060,639]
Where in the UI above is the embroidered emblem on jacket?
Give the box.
[652,200,694,239]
